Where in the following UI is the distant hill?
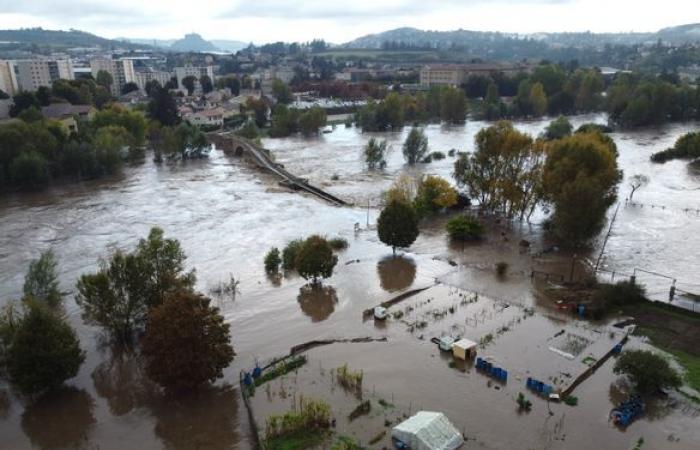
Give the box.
[0,27,147,50]
[170,33,219,52]
[210,40,248,53]
[344,24,700,50]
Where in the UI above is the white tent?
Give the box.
[391,411,464,450]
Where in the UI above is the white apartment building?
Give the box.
[174,66,215,95]
[14,59,74,92]
[0,60,18,95]
[134,70,173,91]
[90,58,136,96]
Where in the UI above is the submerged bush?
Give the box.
[446,215,485,241]
[264,247,281,273]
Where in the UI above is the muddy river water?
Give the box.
[0,114,698,449]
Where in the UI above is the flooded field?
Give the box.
[1,115,699,449]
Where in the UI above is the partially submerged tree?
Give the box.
[364,138,388,170]
[76,227,195,344]
[295,236,338,284]
[542,131,622,246]
[628,174,649,201]
[414,175,458,215]
[614,350,681,395]
[446,215,485,241]
[454,121,543,220]
[23,250,62,307]
[377,200,420,256]
[264,247,281,274]
[142,290,234,391]
[542,116,573,140]
[7,302,84,395]
[402,127,428,165]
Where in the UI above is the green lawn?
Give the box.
[264,430,329,450]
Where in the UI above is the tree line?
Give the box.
[0,228,235,398]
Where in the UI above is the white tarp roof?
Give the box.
[392,411,464,450]
[453,338,478,350]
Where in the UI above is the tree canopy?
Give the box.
[295,236,338,283]
[23,250,62,307]
[402,127,428,165]
[614,349,681,395]
[377,200,420,255]
[142,290,234,391]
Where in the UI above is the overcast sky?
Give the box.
[1,0,697,44]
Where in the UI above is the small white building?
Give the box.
[185,107,224,127]
[452,338,478,360]
[392,411,464,450]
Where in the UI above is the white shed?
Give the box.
[392,411,464,450]
[452,338,478,360]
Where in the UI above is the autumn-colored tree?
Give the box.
[142,290,234,391]
[385,174,419,205]
[377,200,420,256]
[414,175,458,215]
[454,121,543,220]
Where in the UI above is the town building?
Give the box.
[134,69,173,91]
[174,66,215,95]
[184,107,224,128]
[40,103,96,133]
[89,58,136,96]
[0,60,18,96]
[419,63,532,87]
[13,59,74,92]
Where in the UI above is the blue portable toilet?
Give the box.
[501,370,508,382]
[577,304,585,318]
[243,372,253,386]
[252,366,262,378]
[613,343,623,354]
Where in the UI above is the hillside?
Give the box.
[0,28,146,50]
[170,33,219,52]
[345,24,700,50]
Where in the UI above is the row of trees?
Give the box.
[269,105,328,137]
[0,104,148,189]
[453,120,621,246]
[356,87,467,131]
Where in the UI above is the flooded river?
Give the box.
[0,114,698,449]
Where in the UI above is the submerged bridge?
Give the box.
[207,133,349,207]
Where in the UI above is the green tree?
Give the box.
[269,104,299,137]
[295,236,338,283]
[10,150,49,189]
[439,86,467,123]
[236,119,261,140]
[35,86,52,106]
[364,138,388,170]
[199,75,213,94]
[23,250,62,307]
[298,107,327,136]
[272,79,293,104]
[142,290,234,391]
[9,91,40,117]
[96,70,114,91]
[18,107,44,123]
[542,116,573,140]
[264,247,281,274]
[7,303,84,395]
[377,200,420,255]
[76,227,195,344]
[181,76,197,96]
[93,126,127,174]
[542,132,621,246]
[446,215,485,241]
[148,87,179,127]
[613,350,681,395]
[402,127,428,165]
[121,82,139,95]
[529,82,548,117]
[245,97,268,128]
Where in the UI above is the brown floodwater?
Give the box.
[1,114,699,449]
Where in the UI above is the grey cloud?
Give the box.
[221,0,574,20]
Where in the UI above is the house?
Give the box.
[184,107,224,127]
[40,104,96,133]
